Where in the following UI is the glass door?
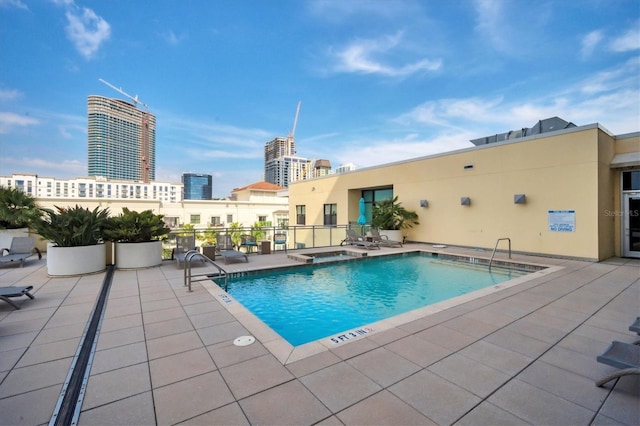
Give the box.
[622,193,640,258]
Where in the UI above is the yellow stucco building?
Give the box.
[288,122,640,261]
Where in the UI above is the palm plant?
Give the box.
[0,187,41,229]
[103,208,171,243]
[33,205,110,247]
[371,196,419,231]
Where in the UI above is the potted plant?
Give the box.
[371,196,419,243]
[0,187,41,249]
[103,208,171,269]
[32,205,110,276]
[197,228,218,259]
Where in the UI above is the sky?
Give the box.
[0,0,638,198]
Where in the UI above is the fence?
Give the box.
[161,224,371,259]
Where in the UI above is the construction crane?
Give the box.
[287,101,301,144]
[98,78,149,110]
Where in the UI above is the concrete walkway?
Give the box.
[0,246,638,425]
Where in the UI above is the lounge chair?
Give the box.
[0,285,35,310]
[274,232,287,252]
[370,228,403,247]
[216,234,248,263]
[240,234,259,254]
[595,340,640,386]
[629,317,640,335]
[175,235,197,268]
[0,237,41,268]
[342,229,380,249]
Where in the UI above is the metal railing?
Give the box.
[163,224,361,260]
[489,238,511,270]
[183,250,228,292]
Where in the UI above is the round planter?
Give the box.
[115,240,162,269]
[47,243,106,276]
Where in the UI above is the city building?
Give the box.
[87,95,156,183]
[182,173,212,200]
[0,174,181,203]
[288,119,640,260]
[264,155,308,188]
[264,136,296,162]
[335,162,357,174]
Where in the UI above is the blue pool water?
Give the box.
[225,253,527,346]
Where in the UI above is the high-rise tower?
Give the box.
[87,95,156,182]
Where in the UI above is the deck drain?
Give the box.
[233,335,255,346]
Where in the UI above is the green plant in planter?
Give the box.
[33,205,110,247]
[371,196,419,231]
[251,221,267,241]
[103,208,171,243]
[0,187,41,229]
[228,222,243,249]
[197,228,218,246]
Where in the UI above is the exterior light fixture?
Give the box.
[461,197,471,206]
[420,199,428,207]
[514,194,526,204]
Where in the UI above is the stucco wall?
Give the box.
[289,125,624,260]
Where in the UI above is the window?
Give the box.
[226,214,233,224]
[190,214,200,225]
[323,204,337,226]
[210,216,221,226]
[258,215,267,222]
[296,205,306,225]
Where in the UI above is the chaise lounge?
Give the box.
[370,228,403,247]
[0,237,42,268]
[216,234,248,264]
[342,229,380,250]
[0,285,35,310]
[595,340,640,386]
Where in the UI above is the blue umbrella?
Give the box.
[357,197,367,234]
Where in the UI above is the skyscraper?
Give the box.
[182,173,213,200]
[87,95,156,182]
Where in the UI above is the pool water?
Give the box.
[225,253,527,346]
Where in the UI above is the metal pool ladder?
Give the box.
[489,238,511,271]
[184,250,228,292]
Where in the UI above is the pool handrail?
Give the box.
[183,250,228,292]
[489,238,511,270]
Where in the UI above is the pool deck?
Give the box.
[0,244,638,425]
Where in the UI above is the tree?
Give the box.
[371,196,419,231]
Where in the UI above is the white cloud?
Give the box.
[0,0,28,10]
[0,157,85,177]
[0,112,39,134]
[0,89,22,103]
[608,21,640,52]
[164,30,187,46]
[330,32,441,77]
[63,5,111,59]
[581,30,603,58]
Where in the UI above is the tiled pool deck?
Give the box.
[0,245,638,425]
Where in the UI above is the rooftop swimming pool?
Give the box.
[224,252,534,346]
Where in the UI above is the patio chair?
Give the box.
[240,234,259,254]
[342,229,380,250]
[595,340,640,386]
[370,228,403,247]
[216,234,248,264]
[175,235,197,268]
[629,317,640,335]
[0,285,35,310]
[274,232,287,252]
[0,237,42,268]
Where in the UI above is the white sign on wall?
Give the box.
[548,210,576,232]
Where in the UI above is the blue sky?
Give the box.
[1,0,638,198]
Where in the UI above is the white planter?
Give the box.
[115,241,162,269]
[47,243,106,276]
[0,228,29,250]
[380,229,403,243]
